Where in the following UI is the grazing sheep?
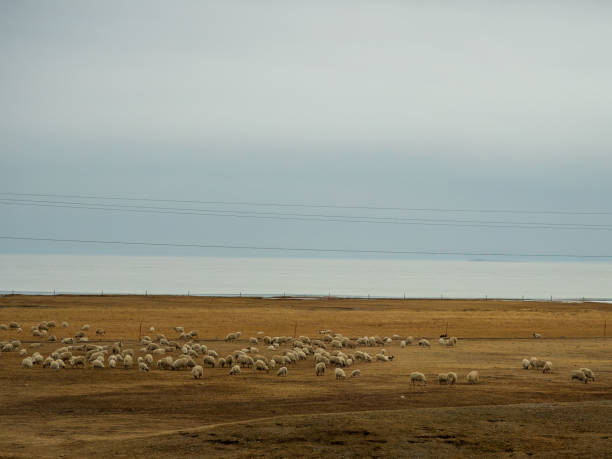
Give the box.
[277,366,288,377]
[400,340,406,348]
[69,356,86,367]
[217,357,227,368]
[109,359,117,369]
[350,369,361,378]
[149,327,155,333]
[22,357,33,368]
[19,349,27,356]
[50,360,60,370]
[192,365,203,379]
[157,356,174,370]
[466,370,479,384]
[255,360,269,372]
[543,361,553,374]
[533,332,542,339]
[9,322,20,329]
[61,321,68,328]
[0,324,7,330]
[1,343,14,352]
[315,362,326,376]
[172,358,190,370]
[530,358,547,370]
[81,324,90,331]
[123,355,133,369]
[410,372,427,386]
[43,356,54,368]
[447,372,457,385]
[438,373,448,384]
[203,355,216,368]
[138,362,149,372]
[92,359,105,369]
[580,368,595,382]
[522,359,531,370]
[418,339,431,347]
[229,365,241,375]
[335,368,346,380]
[96,329,106,336]
[571,369,588,383]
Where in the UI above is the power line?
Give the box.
[2,198,612,231]
[2,191,612,216]
[1,235,611,258]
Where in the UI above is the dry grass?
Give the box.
[1,295,611,458]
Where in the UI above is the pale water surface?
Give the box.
[1,254,611,299]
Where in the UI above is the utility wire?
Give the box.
[1,235,611,258]
[2,191,612,216]
[1,198,611,231]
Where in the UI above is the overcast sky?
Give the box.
[1,1,611,259]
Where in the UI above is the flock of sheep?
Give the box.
[0,320,597,386]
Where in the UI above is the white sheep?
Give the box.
[335,368,346,380]
[277,366,288,377]
[571,369,588,383]
[149,326,155,333]
[350,369,361,378]
[447,372,457,385]
[229,365,241,375]
[138,362,149,372]
[92,359,104,369]
[580,368,595,382]
[123,355,133,369]
[315,362,326,376]
[542,361,553,374]
[61,321,68,328]
[192,365,203,379]
[21,357,33,368]
[522,359,531,370]
[466,370,479,384]
[203,355,216,368]
[533,332,542,339]
[255,360,269,372]
[438,373,448,384]
[418,339,431,347]
[410,372,427,386]
[50,360,60,370]
[81,324,90,331]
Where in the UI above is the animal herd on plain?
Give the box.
[0,321,597,386]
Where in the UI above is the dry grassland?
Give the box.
[1,295,611,458]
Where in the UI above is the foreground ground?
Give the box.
[0,295,611,458]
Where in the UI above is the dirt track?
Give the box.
[1,296,611,458]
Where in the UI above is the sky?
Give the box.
[1,1,612,260]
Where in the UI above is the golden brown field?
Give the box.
[1,295,611,458]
